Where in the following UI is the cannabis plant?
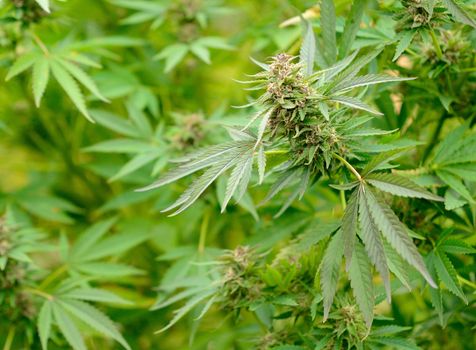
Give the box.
[1,0,475,349]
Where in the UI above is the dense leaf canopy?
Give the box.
[0,0,475,349]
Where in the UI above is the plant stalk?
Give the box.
[334,154,362,181]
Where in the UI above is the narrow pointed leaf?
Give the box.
[222,150,254,211]
[52,303,87,350]
[6,53,38,80]
[340,0,367,58]
[257,144,266,184]
[331,74,415,94]
[50,60,92,121]
[320,0,337,64]
[433,251,467,303]
[300,19,316,76]
[321,230,344,321]
[383,240,412,290]
[366,173,443,201]
[348,241,374,328]
[32,56,50,107]
[342,189,359,270]
[57,58,109,102]
[393,31,416,61]
[38,301,52,350]
[359,189,391,302]
[329,96,382,115]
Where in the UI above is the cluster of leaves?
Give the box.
[0,208,150,349]
[154,240,424,349]
[1,0,476,349]
[112,0,234,72]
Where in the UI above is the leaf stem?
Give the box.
[23,287,54,301]
[339,186,347,210]
[334,154,362,181]
[458,276,476,289]
[198,209,210,254]
[2,326,15,350]
[38,264,67,290]
[30,32,50,56]
[264,149,288,156]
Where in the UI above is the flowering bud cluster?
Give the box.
[262,54,346,173]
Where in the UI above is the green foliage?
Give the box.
[1,0,476,349]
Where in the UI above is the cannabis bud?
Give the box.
[219,246,262,309]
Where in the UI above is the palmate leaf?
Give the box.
[4,35,135,120]
[320,229,344,321]
[363,186,437,288]
[7,53,105,121]
[42,293,130,350]
[139,141,252,190]
[140,139,256,215]
[348,241,374,328]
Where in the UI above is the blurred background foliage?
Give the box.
[0,0,475,349]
